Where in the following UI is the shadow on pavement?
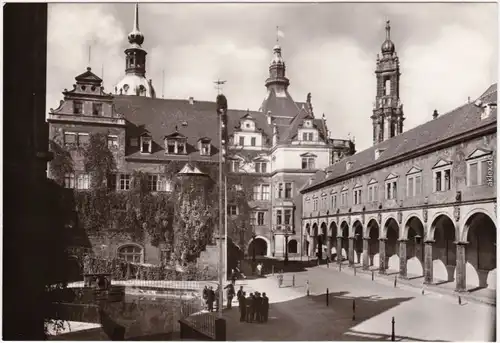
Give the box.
[226,290,415,341]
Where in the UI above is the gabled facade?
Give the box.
[47,4,355,265]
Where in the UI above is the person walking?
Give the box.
[254,292,262,322]
[262,292,269,323]
[257,263,263,277]
[203,285,209,310]
[238,291,247,322]
[236,285,244,300]
[214,285,220,312]
[246,293,254,323]
[224,283,235,309]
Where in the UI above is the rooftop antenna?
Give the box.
[101,64,104,89]
[214,79,227,95]
[88,45,92,68]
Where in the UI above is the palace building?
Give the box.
[300,21,497,292]
[47,4,354,265]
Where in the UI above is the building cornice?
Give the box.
[270,168,318,177]
[302,122,496,194]
[47,114,126,127]
[301,197,496,221]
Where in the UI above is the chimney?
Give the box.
[267,111,272,125]
[375,148,385,160]
[346,161,354,171]
[467,96,471,104]
[188,97,194,105]
[481,102,497,120]
[432,109,439,119]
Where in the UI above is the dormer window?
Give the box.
[164,132,188,155]
[239,136,245,146]
[177,141,186,154]
[73,101,83,115]
[198,138,211,156]
[92,103,102,116]
[166,140,175,154]
[141,135,152,154]
[346,161,354,171]
[302,132,313,141]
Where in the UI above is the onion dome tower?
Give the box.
[114,3,156,98]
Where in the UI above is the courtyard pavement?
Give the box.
[224,266,496,341]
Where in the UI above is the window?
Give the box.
[330,193,337,208]
[200,142,211,155]
[177,141,186,154]
[308,133,313,141]
[119,174,131,190]
[302,132,313,141]
[284,209,292,225]
[64,173,75,189]
[368,184,378,202]
[385,180,398,200]
[278,183,283,198]
[118,245,142,263]
[73,101,83,114]
[92,103,102,116]
[239,136,245,146]
[76,174,90,190]
[165,180,173,192]
[148,175,161,191]
[434,168,451,192]
[251,137,256,146]
[107,135,119,149]
[321,196,327,210]
[262,184,270,200]
[230,160,240,172]
[313,198,318,211]
[141,136,152,153]
[228,205,238,216]
[255,162,267,173]
[384,78,391,96]
[257,212,265,226]
[467,156,493,187]
[407,174,422,197]
[253,185,260,200]
[64,132,77,145]
[167,140,175,154]
[78,133,90,146]
[276,210,282,225]
[301,157,315,170]
[353,189,362,205]
[285,183,292,198]
[341,191,348,206]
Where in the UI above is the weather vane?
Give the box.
[213,79,227,95]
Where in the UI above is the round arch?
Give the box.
[463,211,497,289]
[367,218,380,268]
[248,235,270,257]
[352,221,364,264]
[320,222,328,237]
[366,218,380,238]
[382,216,400,239]
[305,223,311,236]
[339,221,349,237]
[329,221,338,238]
[429,212,457,241]
[288,239,298,254]
[312,222,318,237]
[404,216,425,277]
[461,209,496,242]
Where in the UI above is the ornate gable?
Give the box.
[300,152,318,158]
[385,172,399,180]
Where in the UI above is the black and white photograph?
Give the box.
[3,1,498,341]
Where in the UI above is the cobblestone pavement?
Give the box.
[224,266,495,341]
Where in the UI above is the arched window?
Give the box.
[117,244,142,263]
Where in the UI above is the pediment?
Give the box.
[305,196,310,201]
[178,163,205,176]
[432,158,452,169]
[341,186,348,192]
[164,131,187,140]
[406,166,422,175]
[368,178,378,185]
[466,148,492,160]
[330,189,337,194]
[198,137,211,142]
[353,183,362,189]
[300,152,318,158]
[385,173,399,181]
[312,194,319,199]
[241,112,255,120]
[321,192,327,197]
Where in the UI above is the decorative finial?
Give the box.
[134,2,140,31]
[175,125,178,132]
[128,3,144,46]
[276,26,284,44]
[385,20,391,40]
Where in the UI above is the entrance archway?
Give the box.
[248,237,268,257]
[304,223,311,256]
[318,222,327,260]
[352,220,363,264]
[339,221,349,262]
[288,239,298,254]
[367,219,380,267]
[329,221,338,261]
[384,218,400,271]
[405,217,425,277]
[431,214,456,283]
[464,212,497,289]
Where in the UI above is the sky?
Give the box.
[46,2,498,151]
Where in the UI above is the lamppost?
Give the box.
[284,231,290,266]
[354,233,360,266]
[251,232,257,273]
[271,227,276,257]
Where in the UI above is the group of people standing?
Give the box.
[236,286,269,323]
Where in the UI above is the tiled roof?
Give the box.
[302,83,498,192]
[114,95,270,162]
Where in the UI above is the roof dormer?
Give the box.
[164,130,187,155]
[140,132,152,154]
[240,111,256,132]
[198,137,212,156]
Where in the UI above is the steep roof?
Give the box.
[302,83,498,192]
[114,95,269,162]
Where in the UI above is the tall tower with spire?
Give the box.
[264,39,290,98]
[371,20,404,145]
[114,3,156,98]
